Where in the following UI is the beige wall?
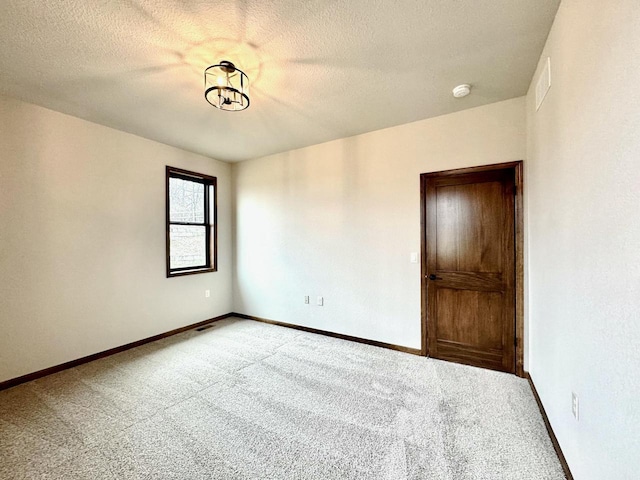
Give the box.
[0,95,232,383]
[233,97,526,350]
[526,1,640,478]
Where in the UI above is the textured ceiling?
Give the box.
[0,0,560,162]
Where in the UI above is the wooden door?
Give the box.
[422,166,516,373]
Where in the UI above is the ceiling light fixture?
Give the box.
[204,60,250,111]
[452,84,471,98]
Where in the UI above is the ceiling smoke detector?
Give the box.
[452,84,471,98]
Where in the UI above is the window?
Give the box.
[166,166,217,277]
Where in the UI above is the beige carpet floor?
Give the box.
[0,318,565,479]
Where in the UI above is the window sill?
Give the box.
[167,267,216,278]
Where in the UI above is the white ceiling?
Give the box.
[0,0,560,162]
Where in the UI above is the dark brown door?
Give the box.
[423,166,516,373]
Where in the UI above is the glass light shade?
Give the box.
[204,61,250,111]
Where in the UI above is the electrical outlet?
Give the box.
[304,295,309,304]
[317,296,323,306]
[205,290,210,298]
[572,392,579,420]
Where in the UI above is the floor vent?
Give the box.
[196,324,214,332]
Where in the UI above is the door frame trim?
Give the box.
[420,160,525,377]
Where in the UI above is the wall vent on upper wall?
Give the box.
[535,57,551,111]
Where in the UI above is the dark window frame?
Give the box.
[166,166,217,277]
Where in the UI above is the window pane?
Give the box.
[169,177,205,223]
[209,185,215,224]
[169,225,207,269]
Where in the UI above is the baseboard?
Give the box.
[0,312,419,391]
[0,313,233,392]
[525,372,574,480]
[231,312,422,356]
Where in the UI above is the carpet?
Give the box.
[0,318,565,479]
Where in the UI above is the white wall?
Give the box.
[526,1,640,478]
[0,95,232,383]
[233,97,526,350]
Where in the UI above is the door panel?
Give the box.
[435,181,504,272]
[436,289,503,349]
[424,168,516,373]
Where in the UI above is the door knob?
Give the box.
[428,274,441,280]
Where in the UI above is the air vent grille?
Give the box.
[196,324,214,332]
[535,57,551,111]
